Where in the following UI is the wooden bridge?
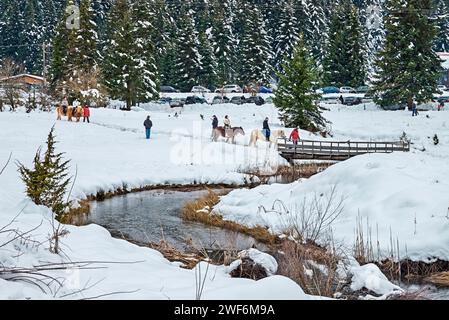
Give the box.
[278,139,410,162]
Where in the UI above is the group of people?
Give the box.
[60,97,91,123]
[210,114,300,144]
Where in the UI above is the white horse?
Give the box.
[249,129,286,148]
[212,126,245,144]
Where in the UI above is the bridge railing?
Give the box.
[278,139,410,159]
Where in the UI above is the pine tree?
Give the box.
[0,1,24,63]
[102,0,159,108]
[172,5,202,92]
[273,0,299,72]
[365,0,385,75]
[434,0,449,52]
[237,3,273,85]
[198,29,218,88]
[211,0,236,84]
[274,37,326,132]
[17,126,71,221]
[322,1,367,87]
[303,0,328,66]
[372,0,442,108]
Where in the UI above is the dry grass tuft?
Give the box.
[276,240,342,297]
[425,272,449,287]
[182,190,279,245]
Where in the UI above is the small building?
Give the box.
[0,74,45,90]
[437,52,449,86]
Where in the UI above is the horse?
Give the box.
[212,126,245,144]
[249,129,286,148]
[57,105,83,122]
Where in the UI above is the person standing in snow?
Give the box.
[144,116,153,140]
[224,115,231,129]
[61,96,68,115]
[412,100,419,116]
[211,115,219,138]
[339,95,344,105]
[83,105,91,123]
[289,127,300,145]
[263,117,271,141]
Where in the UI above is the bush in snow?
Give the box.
[17,126,71,221]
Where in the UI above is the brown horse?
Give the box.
[57,105,83,122]
[212,126,245,144]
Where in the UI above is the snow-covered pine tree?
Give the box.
[303,0,328,66]
[198,29,218,89]
[172,4,202,92]
[365,0,385,76]
[102,0,159,108]
[434,0,449,52]
[20,0,45,73]
[274,36,326,132]
[70,0,99,74]
[274,0,299,73]
[0,1,24,63]
[237,3,273,85]
[322,0,367,87]
[49,0,78,91]
[372,0,442,109]
[211,0,236,84]
[129,0,159,102]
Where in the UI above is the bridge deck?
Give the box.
[278,139,410,161]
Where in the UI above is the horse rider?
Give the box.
[224,115,231,130]
[211,115,218,139]
[263,117,271,141]
[61,96,68,115]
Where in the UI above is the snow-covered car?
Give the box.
[161,86,179,93]
[169,98,185,108]
[156,97,172,104]
[211,96,230,104]
[215,85,243,94]
[437,85,448,92]
[356,86,370,93]
[191,86,211,93]
[343,96,363,106]
[340,86,357,93]
[230,96,246,105]
[185,96,207,105]
[245,96,265,106]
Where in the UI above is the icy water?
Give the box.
[87,189,262,251]
[401,284,449,300]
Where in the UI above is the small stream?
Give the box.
[86,189,263,252]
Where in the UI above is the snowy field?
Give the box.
[216,103,449,262]
[1,102,448,299]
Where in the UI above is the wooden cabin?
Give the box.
[0,74,45,90]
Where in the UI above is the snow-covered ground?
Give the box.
[0,104,308,300]
[216,103,449,262]
[1,102,448,299]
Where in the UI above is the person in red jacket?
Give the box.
[289,128,300,145]
[83,105,91,123]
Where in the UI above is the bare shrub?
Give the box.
[261,185,345,244]
[0,58,25,111]
[276,240,342,297]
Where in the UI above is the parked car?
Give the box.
[191,86,211,93]
[437,85,448,92]
[437,95,449,103]
[161,85,179,93]
[246,96,265,106]
[259,86,273,94]
[230,96,246,105]
[215,84,243,93]
[156,97,172,104]
[211,96,230,104]
[343,96,363,106]
[356,86,370,94]
[321,86,340,94]
[185,96,207,105]
[340,86,357,93]
[169,98,185,108]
